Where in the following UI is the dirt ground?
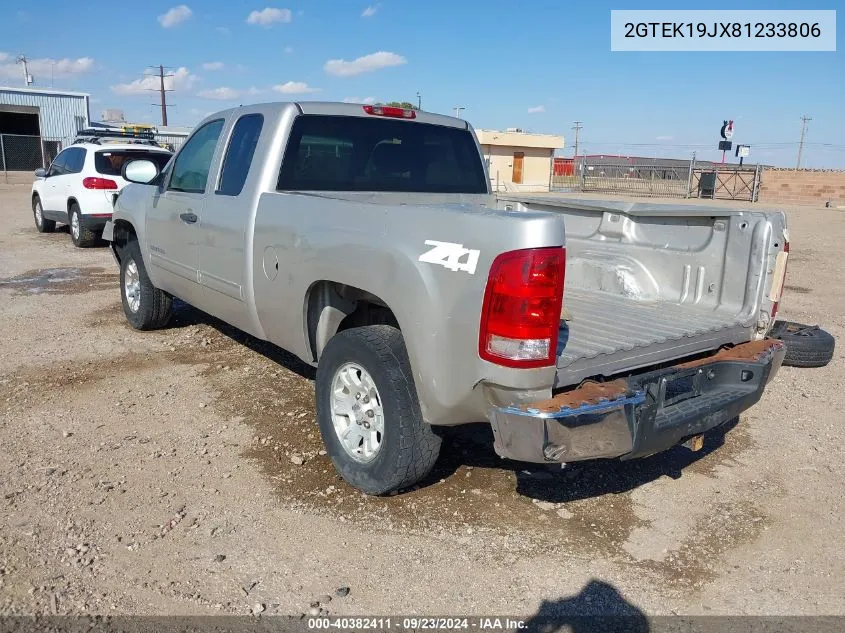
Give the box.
[0,184,843,618]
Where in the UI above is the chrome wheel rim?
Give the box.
[124,259,141,313]
[330,362,384,463]
[34,202,43,226]
[71,212,80,239]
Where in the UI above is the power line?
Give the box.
[796,115,812,169]
[571,121,582,159]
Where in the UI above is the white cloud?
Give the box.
[197,86,240,100]
[0,53,95,80]
[527,105,545,114]
[656,135,674,141]
[324,51,406,77]
[111,67,198,96]
[283,46,294,54]
[361,4,379,17]
[216,26,231,35]
[158,5,192,28]
[343,96,376,104]
[197,86,263,100]
[272,81,320,94]
[202,61,225,71]
[246,7,292,26]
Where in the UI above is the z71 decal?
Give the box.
[418,240,481,275]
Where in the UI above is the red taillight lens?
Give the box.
[363,104,416,119]
[771,240,789,320]
[83,177,118,190]
[479,247,566,368]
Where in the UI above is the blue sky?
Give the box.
[1,0,842,167]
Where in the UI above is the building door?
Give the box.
[512,152,524,184]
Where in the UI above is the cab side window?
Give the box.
[216,114,264,196]
[168,119,225,194]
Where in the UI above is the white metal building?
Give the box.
[0,86,90,172]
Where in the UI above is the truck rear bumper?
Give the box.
[488,339,785,464]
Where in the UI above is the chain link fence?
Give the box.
[550,156,763,201]
[1,134,70,184]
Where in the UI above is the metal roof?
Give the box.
[0,85,90,98]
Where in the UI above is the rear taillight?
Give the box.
[83,177,118,190]
[363,104,416,119]
[771,240,789,320]
[479,247,566,368]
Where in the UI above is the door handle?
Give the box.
[179,212,198,224]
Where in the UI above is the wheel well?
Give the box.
[110,220,138,262]
[306,281,399,362]
[67,198,79,214]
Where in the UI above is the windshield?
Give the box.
[95,150,172,177]
[277,115,488,194]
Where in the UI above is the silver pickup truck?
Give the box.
[104,102,789,495]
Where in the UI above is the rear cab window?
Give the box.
[95,150,172,177]
[277,115,487,193]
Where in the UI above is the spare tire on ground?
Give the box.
[769,321,836,368]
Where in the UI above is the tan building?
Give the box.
[475,128,564,192]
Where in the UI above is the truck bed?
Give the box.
[557,289,750,387]
[495,195,787,389]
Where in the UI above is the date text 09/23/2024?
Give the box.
[307,618,527,630]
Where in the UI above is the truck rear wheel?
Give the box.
[315,325,441,495]
[119,239,173,330]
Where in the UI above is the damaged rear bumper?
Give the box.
[488,339,785,464]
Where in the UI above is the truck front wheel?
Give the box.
[315,325,441,495]
[119,239,173,330]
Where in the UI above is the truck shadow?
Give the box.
[429,417,740,504]
[164,300,741,503]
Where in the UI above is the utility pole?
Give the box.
[416,91,422,111]
[148,65,175,127]
[571,121,583,159]
[454,106,465,118]
[16,55,33,86]
[796,115,812,169]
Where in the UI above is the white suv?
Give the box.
[32,140,172,247]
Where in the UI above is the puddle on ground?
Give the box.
[0,267,118,296]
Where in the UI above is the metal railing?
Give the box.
[550,157,763,202]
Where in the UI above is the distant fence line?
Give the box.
[549,157,763,202]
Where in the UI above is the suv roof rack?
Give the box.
[73,128,161,146]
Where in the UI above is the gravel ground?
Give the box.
[0,184,843,617]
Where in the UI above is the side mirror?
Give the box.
[122,159,160,184]
[34,168,46,178]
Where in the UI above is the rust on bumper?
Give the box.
[488,339,786,464]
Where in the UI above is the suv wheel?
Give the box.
[120,239,173,330]
[69,203,98,248]
[33,196,55,233]
[315,325,441,495]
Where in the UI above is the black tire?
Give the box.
[315,325,441,495]
[69,203,98,248]
[32,196,55,233]
[119,239,173,330]
[770,320,836,368]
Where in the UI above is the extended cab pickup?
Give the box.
[104,102,789,494]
